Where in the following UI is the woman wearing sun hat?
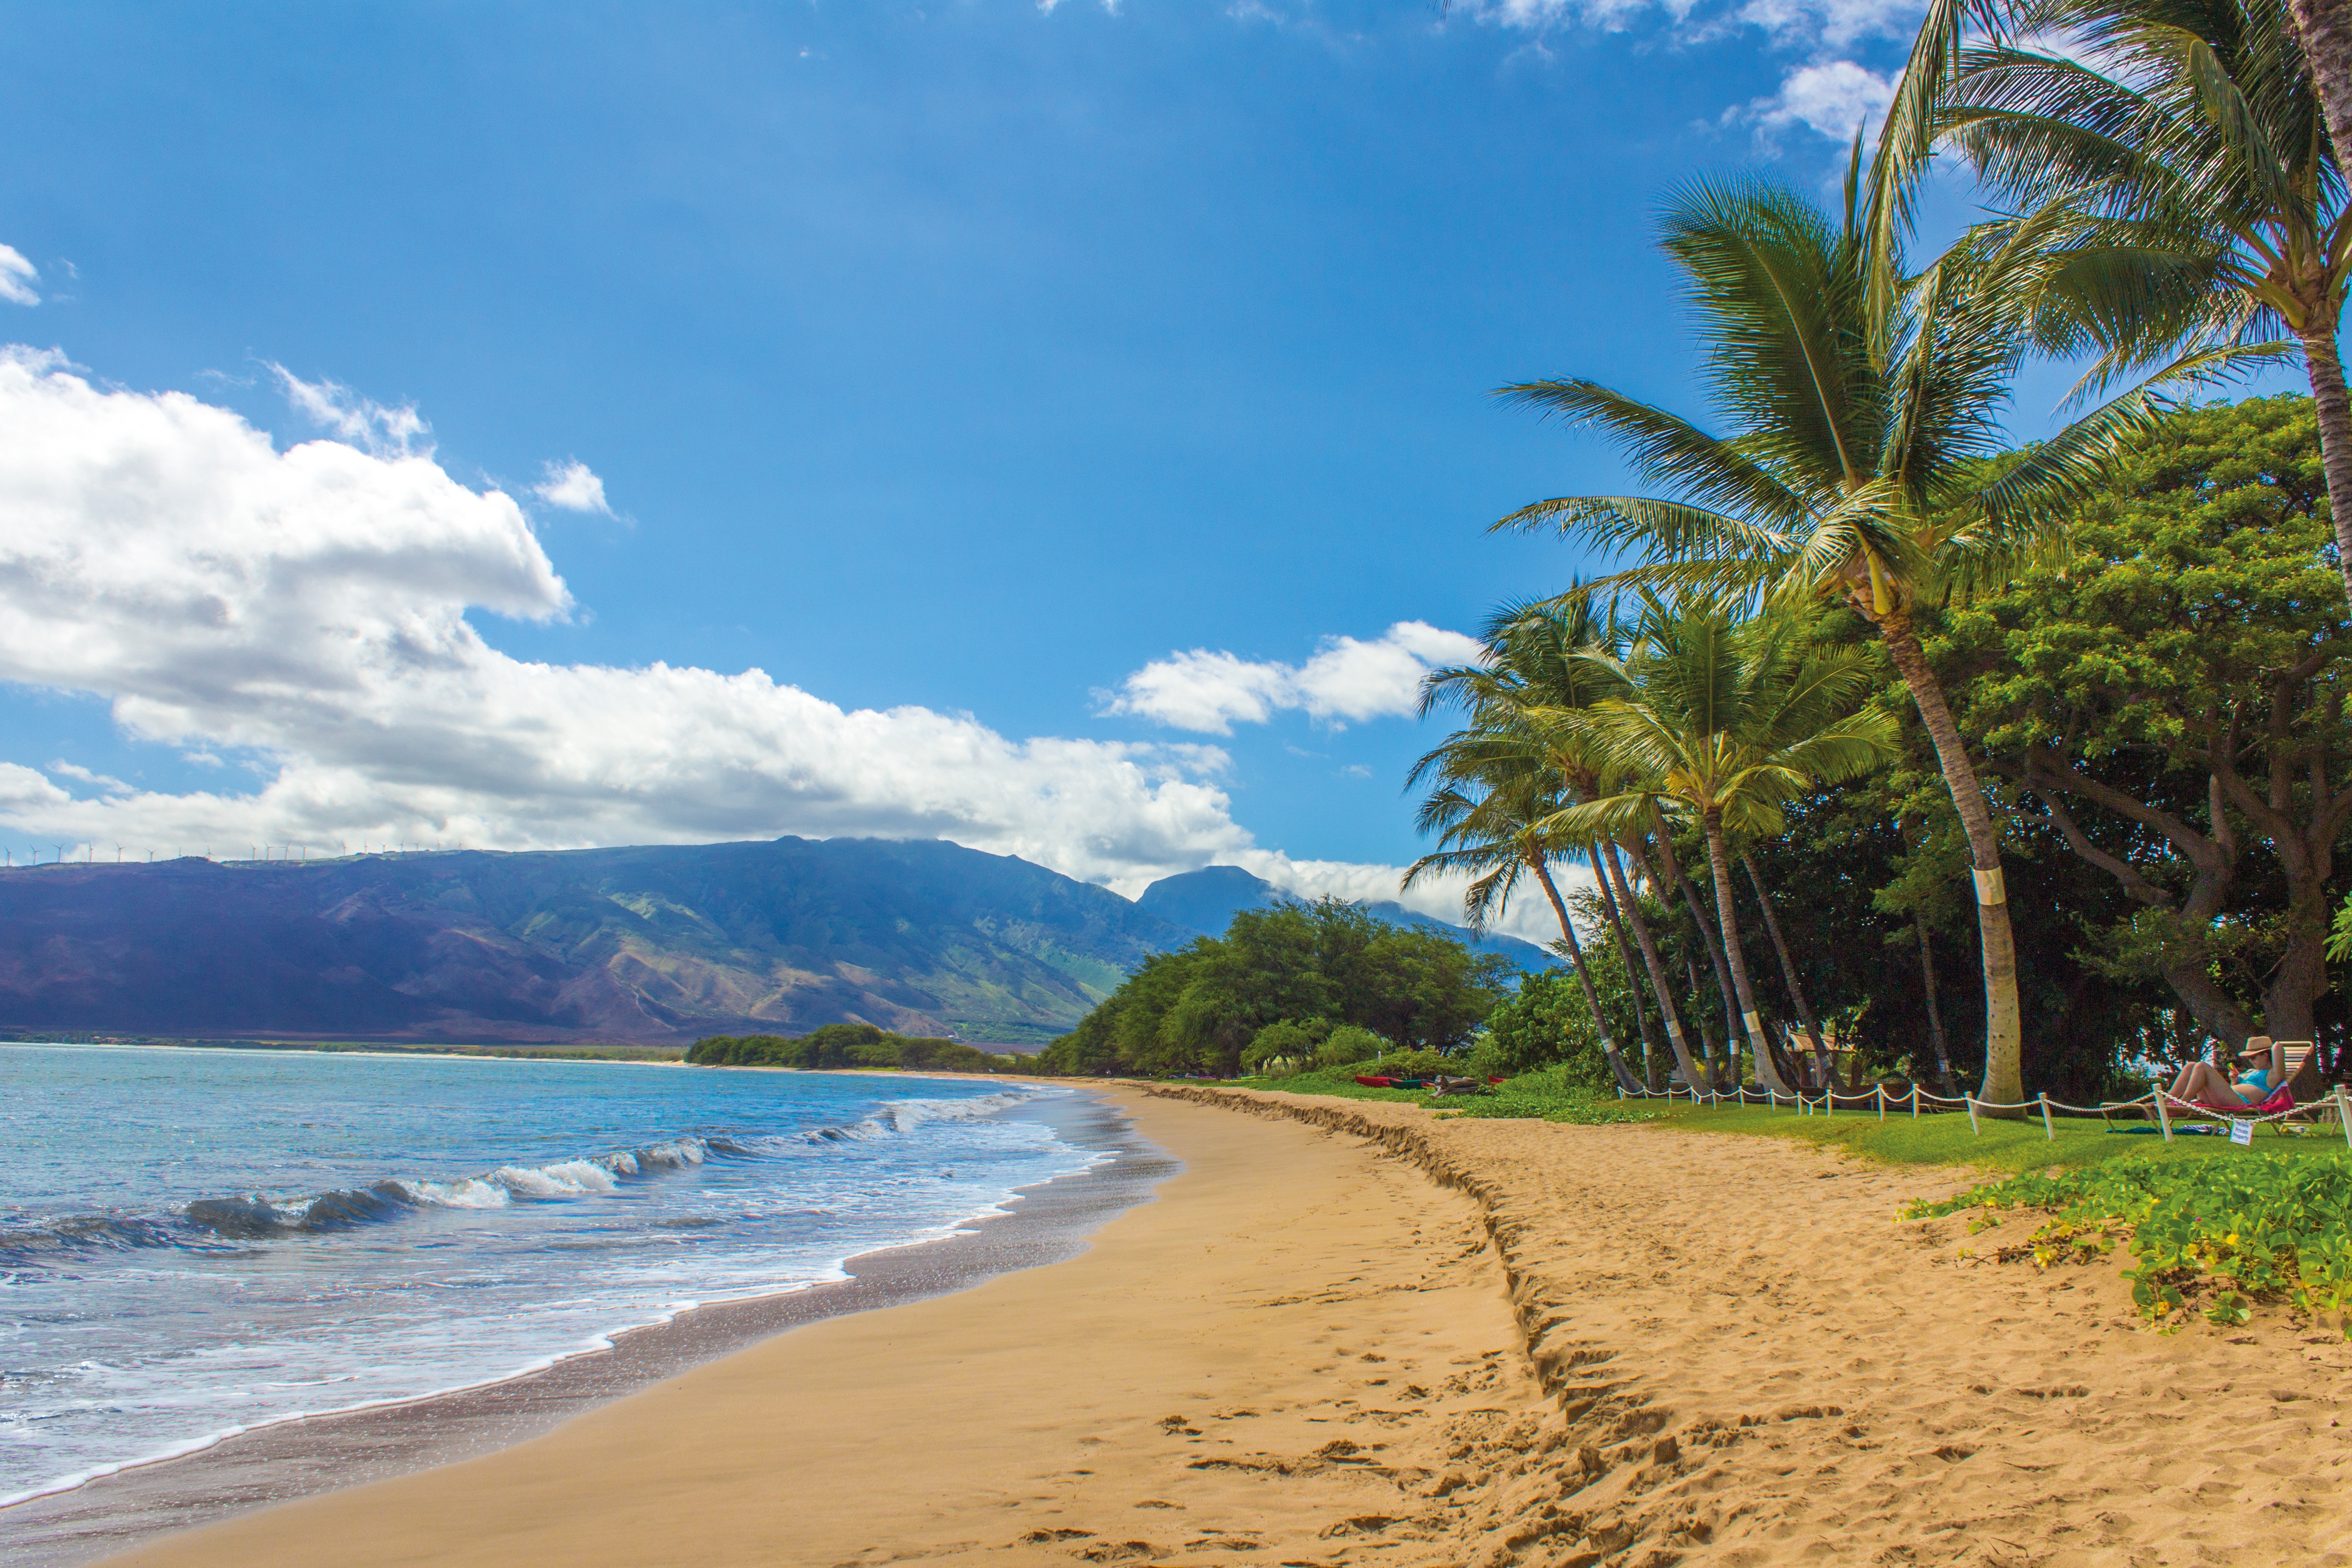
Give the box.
[2167,1036,2290,1111]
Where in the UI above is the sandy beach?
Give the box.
[35,1085,2352,1567]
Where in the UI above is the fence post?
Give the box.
[2337,1087,2352,1152]
[2039,1092,2055,1142]
[1876,1084,1886,1122]
[2154,1091,2173,1144]
[1911,1083,1920,1119]
[1965,1095,1981,1137]
[1825,1086,1834,1120]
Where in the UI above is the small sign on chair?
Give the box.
[2230,1118,2254,1146]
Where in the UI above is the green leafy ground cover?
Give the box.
[1908,1153,2352,1328]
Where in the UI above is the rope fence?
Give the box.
[1607,1076,2352,1148]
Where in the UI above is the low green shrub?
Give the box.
[1907,1151,2352,1330]
[1243,1018,1328,1072]
[1314,1024,1389,1068]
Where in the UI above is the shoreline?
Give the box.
[0,1089,1172,1568]
[23,1086,2350,1566]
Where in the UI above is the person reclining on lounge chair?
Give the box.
[2168,1037,2288,1111]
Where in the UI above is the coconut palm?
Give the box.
[1402,744,1648,1092]
[1551,598,1902,1092]
[1494,168,2165,1107]
[1913,0,2352,609]
[1417,602,1716,1089]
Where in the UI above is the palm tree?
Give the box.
[1742,850,1836,1086]
[1551,598,1900,1093]
[1915,0,2352,611]
[1402,744,1647,1092]
[1417,603,1716,1089]
[1495,169,2163,1107]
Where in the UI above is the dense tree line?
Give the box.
[687,1024,1023,1073]
[1417,0,2352,1108]
[1035,900,1516,1078]
[1450,396,2348,1099]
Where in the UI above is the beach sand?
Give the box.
[70,1087,2352,1566]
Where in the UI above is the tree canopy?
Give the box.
[1036,899,1518,1078]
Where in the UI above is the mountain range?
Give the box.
[1135,865,1554,967]
[0,840,1548,1047]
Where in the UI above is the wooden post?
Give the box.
[2154,1091,2173,1144]
[1911,1083,1920,1119]
[2039,1093,2055,1142]
[1877,1084,1886,1122]
[1965,1095,1981,1137]
[2337,1087,2352,1152]
[1825,1086,1834,1120]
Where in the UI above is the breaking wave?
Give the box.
[2,1089,1040,1262]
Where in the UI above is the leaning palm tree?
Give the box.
[1418,602,1716,1088]
[1403,744,1650,1094]
[1918,0,2352,609]
[1551,598,1900,1093]
[1495,167,2166,1107]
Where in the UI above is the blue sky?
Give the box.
[0,0,2207,923]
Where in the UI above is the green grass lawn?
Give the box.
[1221,1065,2352,1178]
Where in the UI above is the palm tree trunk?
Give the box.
[1642,803,1744,1081]
[2298,325,2352,614]
[1877,622,2025,1111]
[1527,854,1639,1090]
[1742,851,1832,1088]
[1915,915,1957,1095]
[1703,810,1791,1093]
[2289,0,2352,240]
[1599,839,1707,1090]
[1591,845,1666,1087]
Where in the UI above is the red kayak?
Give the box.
[1354,1074,1393,1088]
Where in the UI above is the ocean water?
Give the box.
[0,1043,1102,1506]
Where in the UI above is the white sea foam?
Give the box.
[1,1048,1096,1509]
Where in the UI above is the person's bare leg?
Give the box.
[2179,1064,2248,1104]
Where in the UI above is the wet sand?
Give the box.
[1,1090,1167,1567]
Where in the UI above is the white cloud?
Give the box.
[1102,621,1484,735]
[1736,58,1898,146]
[1735,0,1918,46]
[0,246,38,307]
[49,761,130,796]
[0,346,1371,898]
[0,349,1582,940]
[268,363,431,456]
[533,458,613,515]
[1233,849,1592,945]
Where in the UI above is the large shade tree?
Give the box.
[1495,168,2163,1105]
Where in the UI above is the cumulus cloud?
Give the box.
[0,349,1580,937]
[0,347,1398,904]
[533,458,613,515]
[1736,58,1899,146]
[1102,622,1484,735]
[0,246,37,307]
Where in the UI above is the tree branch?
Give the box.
[2030,789,2175,906]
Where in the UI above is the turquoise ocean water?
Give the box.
[0,1044,1096,1505]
